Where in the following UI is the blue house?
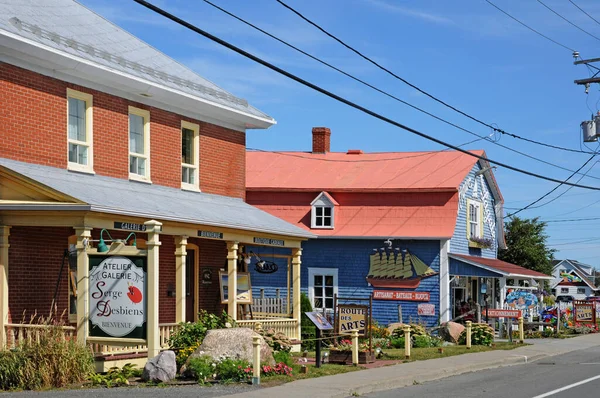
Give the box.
[245,127,552,327]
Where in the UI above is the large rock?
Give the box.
[142,350,177,383]
[439,322,465,343]
[386,322,406,335]
[188,328,275,366]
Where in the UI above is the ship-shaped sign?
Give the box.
[367,249,437,289]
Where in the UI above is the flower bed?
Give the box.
[328,350,376,365]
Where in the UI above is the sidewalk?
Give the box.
[223,334,600,398]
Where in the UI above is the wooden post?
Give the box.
[252,335,261,385]
[0,226,10,349]
[466,321,472,349]
[351,329,359,366]
[75,227,91,346]
[518,316,524,343]
[404,325,411,359]
[174,236,188,324]
[226,241,238,320]
[292,248,302,340]
[145,220,163,359]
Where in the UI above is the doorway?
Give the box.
[185,248,196,322]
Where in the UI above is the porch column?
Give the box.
[75,227,91,346]
[174,236,188,323]
[226,241,238,320]
[0,226,10,348]
[145,220,162,358]
[499,277,507,308]
[439,240,450,323]
[292,248,302,340]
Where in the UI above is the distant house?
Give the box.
[246,127,553,327]
[551,260,598,300]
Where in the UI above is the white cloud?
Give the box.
[363,0,455,25]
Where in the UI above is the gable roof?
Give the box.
[0,0,274,129]
[0,158,314,239]
[247,150,488,191]
[449,253,554,280]
[310,191,339,206]
[552,259,598,290]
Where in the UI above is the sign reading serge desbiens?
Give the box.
[89,255,147,339]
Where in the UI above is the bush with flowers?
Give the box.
[332,339,370,352]
[187,355,251,384]
[261,362,293,377]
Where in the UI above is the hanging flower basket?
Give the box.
[469,236,493,249]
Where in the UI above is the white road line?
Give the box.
[531,374,600,398]
[580,363,600,365]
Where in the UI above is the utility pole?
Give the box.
[574,53,600,143]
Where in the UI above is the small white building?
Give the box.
[551,259,598,300]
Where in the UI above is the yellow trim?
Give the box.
[181,121,200,192]
[0,168,84,203]
[128,106,151,183]
[67,89,94,174]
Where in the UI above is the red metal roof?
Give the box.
[247,191,458,238]
[450,253,553,279]
[247,150,485,191]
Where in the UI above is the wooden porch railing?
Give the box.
[236,318,299,340]
[4,323,76,349]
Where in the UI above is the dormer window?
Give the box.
[310,191,338,229]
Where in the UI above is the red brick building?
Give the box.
[0,0,311,368]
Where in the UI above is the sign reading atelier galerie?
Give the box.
[89,255,147,339]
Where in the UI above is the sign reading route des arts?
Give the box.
[89,255,147,339]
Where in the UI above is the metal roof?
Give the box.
[0,0,273,122]
[0,158,314,239]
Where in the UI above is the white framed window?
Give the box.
[577,288,586,294]
[467,199,482,239]
[128,106,151,182]
[308,267,338,313]
[310,192,336,229]
[561,287,569,294]
[181,120,200,191]
[67,89,93,173]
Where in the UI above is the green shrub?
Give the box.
[300,293,316,351]
[0,350,27,390]
[273,350,293,366]
[187,356,215,385]
[458,323,494,346]
[88,364,140,388]
[215,358,251,382]
[413,335,442,348]
[390,324,426,339]
[390,337,405,349]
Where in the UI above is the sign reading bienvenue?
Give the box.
[198,230,223,239]
[89,256,147,338]
[253,237,285,246]
[372,290,430,301]
[337,305,367,335]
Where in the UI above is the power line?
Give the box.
[484,0,577,52]
[536,0,600,42]
[569,0,600,27]
[204,0,600,180]
[505,153,597,218]
[543,216,600,223]
[132,0,600,191]
[276,0,594,155]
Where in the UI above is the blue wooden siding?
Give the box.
[248,240,441,328]
[450,162,497,259]
[449,257,502,277]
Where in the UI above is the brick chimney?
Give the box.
[312,127,331,153]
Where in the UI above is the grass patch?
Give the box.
[260,362,362,386]
[382,342,523,361]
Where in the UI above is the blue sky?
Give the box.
[80,0,600,268]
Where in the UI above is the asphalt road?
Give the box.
[360,345,600,398]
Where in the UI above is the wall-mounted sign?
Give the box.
[198,230,223,239]
[486,309,522,318]
[337,304,367,335]
[417,304,435,316]
[219,271,252,304]
[201,268,213,285]
[88,255,147,339]
[372,290,430,301]
[114,222,147,231]
[305,311,333,330]
[253,237,285,246]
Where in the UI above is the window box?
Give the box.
[469,236,493,249]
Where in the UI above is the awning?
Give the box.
[449,253,554,280]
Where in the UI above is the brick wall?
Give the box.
[0,62,247,199]
[194,238,228,316]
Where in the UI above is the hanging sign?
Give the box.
[337,304,367,335]
[486,309,521,319]
[372,290,430,301]
[88,255,147,339]
[418,304,436,316]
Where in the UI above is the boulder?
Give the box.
[386,322,406,335]
[439,322,465,343]
[187,328,275,367]
[142,350,177,383]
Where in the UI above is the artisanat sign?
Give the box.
[486,309,522,319]
[253,237,285,246]
[372,290,430,301]
[417,303,435,316]
[198,230,223,239]
[337,305,367,335]
[574,300,596,324]
[89,255,147,339]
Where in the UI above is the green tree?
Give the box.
[498,216,554,275]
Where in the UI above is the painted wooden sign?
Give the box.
[372,290,430,301]
[337,304,367,335]
[574,300,596,324]
[486,309,522,318]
